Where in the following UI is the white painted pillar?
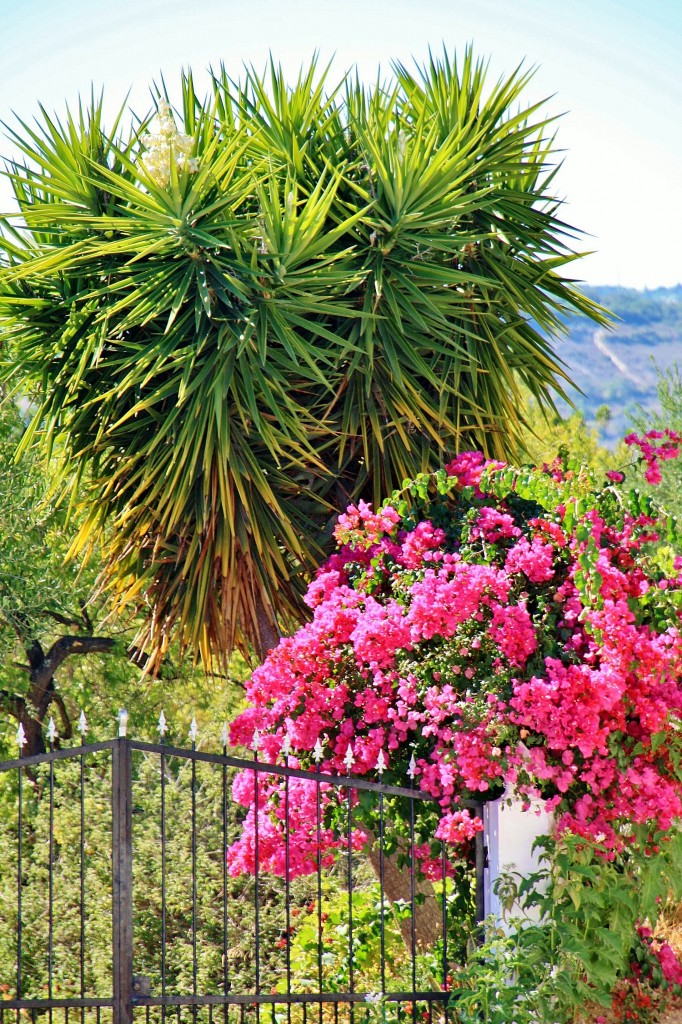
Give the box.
[483,791,553,925]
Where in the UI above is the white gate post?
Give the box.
[483,791,553,925]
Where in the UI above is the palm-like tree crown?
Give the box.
[0,52,607,666]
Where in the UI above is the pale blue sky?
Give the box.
[2,0,681,288]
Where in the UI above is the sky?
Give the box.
[1,0,681,289]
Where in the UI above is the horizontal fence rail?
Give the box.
[0,723,486,1024]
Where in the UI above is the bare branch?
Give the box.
[43,609,87,630]
[40,635,119,684]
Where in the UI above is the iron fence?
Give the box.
[0,720,485,1024]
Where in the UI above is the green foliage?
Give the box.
[284,886,408,993]
[0,395,137,753]
[0,394,238,757]
[285,873,477,999]
[0,398,83,645]
[516,386,627,478]
[630,363,682,520]
[0,51,606,668]
[452,828,682,1024]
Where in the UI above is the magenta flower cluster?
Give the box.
[624,429,681,486]
[636,925,682,988]
[228,445,682,876]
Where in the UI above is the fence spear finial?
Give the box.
[118,708,128,738]
[376,749,387,775]
[313,737,324,764]
[408,752,417,781]
[344,743,355,773]
[221,723,229,749]
[16,722,26,751]
[78,710,87,737]
[47,717,58,746]
[157,710,167,739]
[189,717,198,744]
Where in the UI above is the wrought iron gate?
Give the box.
[0,727,485,1024]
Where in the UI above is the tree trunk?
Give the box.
[364,828,443,953]
[254,591,281,662]
[19,713,47,757]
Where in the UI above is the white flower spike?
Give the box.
[139,101,198,187]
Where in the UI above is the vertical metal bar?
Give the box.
[222,735,229,1024]
[253,749,260,1024]
[409,792,416,1023]
[315,763,323,1024]
[378,790,386,997]
[112,737,134,1024]
[49,738,55,1024]
[191,746,198,1024]
[80,747,86,1023]
[441,840,448,994]
[161,746,167,1024]
[346,779,354,1024]
[284,770,291,1024]
[16,752,23,1001]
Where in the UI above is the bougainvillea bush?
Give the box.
[228,432,682,1019]
[230,434,682,854]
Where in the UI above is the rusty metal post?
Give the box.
[112,736,134,1024]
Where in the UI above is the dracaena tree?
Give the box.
[0,52,606,668]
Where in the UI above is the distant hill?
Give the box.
[550,284,682,445]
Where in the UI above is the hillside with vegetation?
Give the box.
[554,284,682,444]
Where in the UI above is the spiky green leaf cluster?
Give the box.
[0,52,607,666]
